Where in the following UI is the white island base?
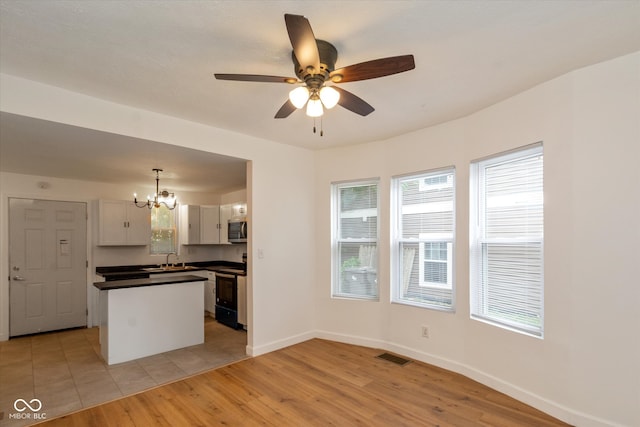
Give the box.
[98,280,204,365]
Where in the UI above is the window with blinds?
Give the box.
[332,180,379,299]
[392,168,455,311]
[150,205,177,254]
[470,144,544,337]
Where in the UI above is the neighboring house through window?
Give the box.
[392,168,455,311]
[470,143,544,337]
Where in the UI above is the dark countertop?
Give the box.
[96,261,246,281]
[204,266,247,276]
[93,274,206,291]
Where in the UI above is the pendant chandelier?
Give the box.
[134,168,177,210]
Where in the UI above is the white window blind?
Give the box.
[332,180,379,299]
[392,168,455,311]
[150,205,177,254]
[470,144,544,337]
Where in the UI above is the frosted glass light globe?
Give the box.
[319,86,340,109]
[306,98,324,117]
[289,87,310,109]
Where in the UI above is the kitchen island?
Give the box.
[94,275,205,365]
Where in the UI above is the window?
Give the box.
[470,144,543,337]
[419,239,453,289]
[392,168,455,311]
[332,180,379,299]
[150,205,177,254]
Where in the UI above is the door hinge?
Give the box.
[86,260,89,268]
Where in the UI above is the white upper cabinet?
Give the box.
[180,203,246,245]
[219,204,233,244]
[180,204,221,245]
[200,205,221,244]
[180,204,202,245]
[97,200,150,246]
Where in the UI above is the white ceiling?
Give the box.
[1,1,639,192]
[0,112,247,193]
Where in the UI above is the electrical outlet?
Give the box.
[421,326,430,338]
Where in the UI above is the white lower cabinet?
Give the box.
[99,281,204,365]
[205,271,216,317]
[151,270,214,316]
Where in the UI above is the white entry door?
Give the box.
[9,198,87,337]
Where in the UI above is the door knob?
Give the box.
[12,276,26,281]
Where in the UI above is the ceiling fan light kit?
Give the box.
[214,13,415,134]
[288,85,340,116]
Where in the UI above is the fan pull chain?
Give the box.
[311,118,324,136]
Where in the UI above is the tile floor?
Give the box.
[0,316,247,426]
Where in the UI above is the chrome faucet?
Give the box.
[166,252,177,267]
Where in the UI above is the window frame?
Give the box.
[331,179,380,300]
[391,167,456,311]
[469,143,544,338]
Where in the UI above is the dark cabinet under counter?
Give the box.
[215,306,239,329]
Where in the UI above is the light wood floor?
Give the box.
[34,339,570,427]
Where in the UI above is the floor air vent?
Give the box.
[376,352,411,366]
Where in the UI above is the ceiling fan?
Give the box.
[214,13,415,121]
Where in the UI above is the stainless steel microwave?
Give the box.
[228,219,247,243]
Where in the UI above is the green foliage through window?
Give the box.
[150,205,177,254]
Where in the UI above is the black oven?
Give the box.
[215,273,239,329]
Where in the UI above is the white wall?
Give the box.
[314,52,639,427]
[2,52,637,426]
[0,75,317,355]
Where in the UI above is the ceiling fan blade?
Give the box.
[275,99,297,119]
[330,55,415,83]
[214,74,298,83]
[333,86,374,116]
[284,14,320,74]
